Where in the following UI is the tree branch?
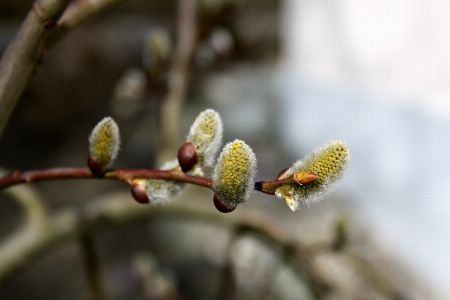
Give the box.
[0,167,317,196]
[79,233,108,300]
[44,0,127,51]
[0,0,127,138]
[0,191,326,293]
[0,0,72,137]
[157,0,199,165]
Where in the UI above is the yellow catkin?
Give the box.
[89,117,120,168]
[213,140,257,207]
[187,109,223,167]
[276,141,349,211]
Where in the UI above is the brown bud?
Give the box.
[293,172,319,185]
[130,182,150,204]
[277,168,289,180]
[177,142,199,173]
[87,155,104,176]
[213,193,236,213]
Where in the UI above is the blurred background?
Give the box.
[0,0,449,299]
[277,1,450,299]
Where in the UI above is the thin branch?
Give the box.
[44,0,127,51]
[0,167,214,190]
[0,168,50,227]
[0,167,316,196]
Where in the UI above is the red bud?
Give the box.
[213,194,236,213]
[87,155,104,176]
[130,183,150,204]
[177,142,199,173]
[277,168,289,180]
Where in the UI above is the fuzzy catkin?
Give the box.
[89,117,120,169]
[276,141,349,211]
[186,109,223,167]
[213,140,257,207]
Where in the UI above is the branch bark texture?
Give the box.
[0,0,126,138]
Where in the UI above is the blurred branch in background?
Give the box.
[157,0,198,165]
[0,0,128,137]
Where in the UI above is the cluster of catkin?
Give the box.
[88,109,349,212]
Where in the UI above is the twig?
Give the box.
[44,0,128,51]
[0,167,316,196]
[1,168,50,227]
[0,168,213,190]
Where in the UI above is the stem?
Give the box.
[255,172,319,195]
[0,193,328,295]
[0,0,72,137]
[79,233,108,300]
[156,0,199,165]
[0,168,213,190]
[45,0,127,51]
[0,168,316,195]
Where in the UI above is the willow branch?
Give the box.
[0,192,327,292]
[44,0,127,51]
[79,233,108,300]
[0,167,213,190]
[0,0,72,136]
[157,0,199,165]
[1,168,50,227]
[0,167,317,196]
[0,0,129,138]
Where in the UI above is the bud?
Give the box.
[88,117,120,175]
[146,159,203,204]
[130,179,150,204]
[186,109,223,167]
[142,28,172,72]
[275,141,350,211]
[213,193,237,213]
[212,140,257,209]
[112,68,147,119]
[177,142,199,173]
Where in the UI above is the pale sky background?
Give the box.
[277,1,450,298]
[280,0,450,118]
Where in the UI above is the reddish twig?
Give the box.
[0,167,316,195]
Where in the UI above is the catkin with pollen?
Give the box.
[186,109,223,167]
[213,140,257,208]
[89,117,120,170]
[276,141,349,211]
